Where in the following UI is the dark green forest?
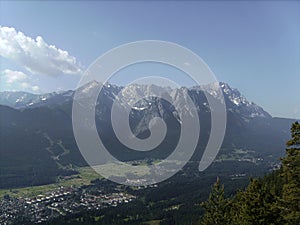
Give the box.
[201,122,300,225]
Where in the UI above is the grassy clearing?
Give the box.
[93,163,151,177]
[144,220,161,225]
[0,167,101,199]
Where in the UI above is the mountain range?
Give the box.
[0,82,296,188]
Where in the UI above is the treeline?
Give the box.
[201,122,300,225]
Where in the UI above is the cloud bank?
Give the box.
[0,26,82,76]
[1,69,40,92]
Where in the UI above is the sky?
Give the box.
[0,1,299,119]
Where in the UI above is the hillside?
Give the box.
[0,82,296,188]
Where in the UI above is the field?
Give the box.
[0,167,100,199]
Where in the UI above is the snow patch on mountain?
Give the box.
[0,81,271,119]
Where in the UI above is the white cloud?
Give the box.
[3,69,28,84]
[1,69,40,93]
[0,26,82,76]
[20,82,30,88]
[31,86,40,92]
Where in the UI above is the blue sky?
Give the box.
[0,1,299,119]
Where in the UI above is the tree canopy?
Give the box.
[201,122,300,225]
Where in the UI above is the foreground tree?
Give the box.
[280,122,300,224]
[201,122,300,225]
[234,177,283,225]
[201,177,230,225]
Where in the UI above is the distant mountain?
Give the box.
[0,82,271,120]
[0,91,57,109]
[0,82,296,188]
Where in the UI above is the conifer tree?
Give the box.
[280,122,300,224]
[234,177,282,225]
[201,122,300,225]
[201,177,230,225]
